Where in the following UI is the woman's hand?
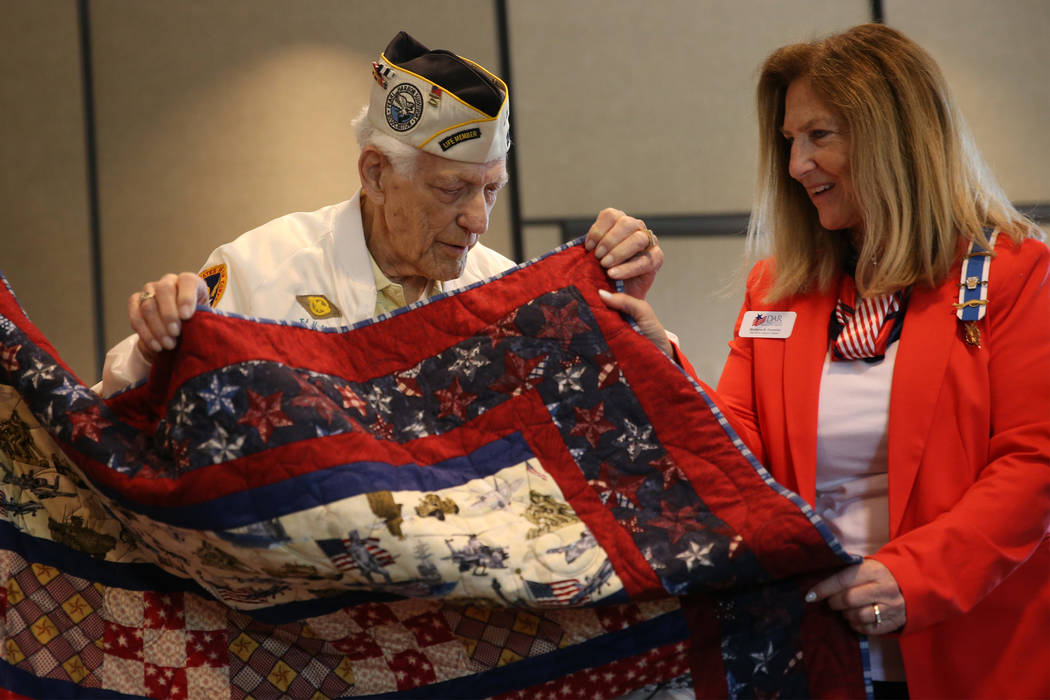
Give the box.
[598,289,673,358]
[585,208,663,301]
[806,559,906,635]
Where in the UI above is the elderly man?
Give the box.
[97,31,661,397]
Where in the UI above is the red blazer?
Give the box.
[711,236,1050,699]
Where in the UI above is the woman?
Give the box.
[598,23,1048,699]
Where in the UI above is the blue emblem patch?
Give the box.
[385,83,423,132]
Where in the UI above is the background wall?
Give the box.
[1,1,95,378]
[2,0,1047,384]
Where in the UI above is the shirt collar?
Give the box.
[368,254,442,312]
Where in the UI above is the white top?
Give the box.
[96,191,515,396]
[815,342,905,682]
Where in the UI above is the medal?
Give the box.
[954,231,996,348]
[963,321,981,347]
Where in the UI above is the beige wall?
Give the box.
[510,0,871,216]
[1,0,94,380]
[2,0,1047,385]
[886,0,1050,204]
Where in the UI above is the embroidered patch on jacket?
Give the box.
[200,264,228,307]
[296,294,342,320]
[439,128,482,152]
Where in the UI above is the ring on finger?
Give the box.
[138,289,156,305]
[872,603,882,627]
[641,228,657,250]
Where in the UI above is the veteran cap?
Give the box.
[368,31,510,163]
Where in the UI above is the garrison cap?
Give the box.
[368,31,510,163]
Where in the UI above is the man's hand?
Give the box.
[806,559,906,635]
[598,289,673,358]
[584,208,663,300]
[129,272,209,361]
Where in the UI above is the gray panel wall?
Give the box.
[887,0,1050,203]
[1,0,94,380]
[510,0,871,216]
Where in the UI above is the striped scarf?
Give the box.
[829,274,907,362]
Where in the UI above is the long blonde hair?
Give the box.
[748,23,1042,301]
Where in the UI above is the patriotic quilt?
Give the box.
[0,240,871,698]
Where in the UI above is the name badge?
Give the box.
[739,311,796,338]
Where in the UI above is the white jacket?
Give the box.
[98,191,515,396]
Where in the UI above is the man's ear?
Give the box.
[358,147,387,204]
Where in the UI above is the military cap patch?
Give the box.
[385,83,423,132]
[439,128,482,152]
[372,61,394,89]
[200,264,227,307]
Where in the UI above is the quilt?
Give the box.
[0,240,871,698]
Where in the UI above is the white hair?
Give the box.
[351,105,420,175]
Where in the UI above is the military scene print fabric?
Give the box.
[0,241,869,698]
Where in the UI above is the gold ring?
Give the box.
[138,290,156,305]
[642,228,657,250]
[872,603,882,627]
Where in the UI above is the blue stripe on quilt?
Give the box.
[106,431,534,530]
[0,520,207,595]
[0,657,147,699]
[0,519,408,623]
